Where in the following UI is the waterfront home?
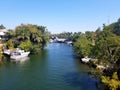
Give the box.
[0,29,8,39]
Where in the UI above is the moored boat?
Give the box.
[10,49,30,60]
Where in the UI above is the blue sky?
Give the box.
[0,0,120,33]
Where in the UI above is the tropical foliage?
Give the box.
[5,24,49,53]
[73,18,120,64]
[52,32,82,42]
[101,72,120,90]
[73,34,93,57]
[73,18,120,90]
[0,24,5,29]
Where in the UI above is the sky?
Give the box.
[0,0,120,33]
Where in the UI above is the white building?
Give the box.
[0,29,8,39]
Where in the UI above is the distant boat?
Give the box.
[81,57,91,63]
[10,49,30,60]
[3,49,12,55]
[55,38,66,43]
[50,39,54,43]
[66,41,73,46]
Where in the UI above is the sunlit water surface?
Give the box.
[0,43,99,90]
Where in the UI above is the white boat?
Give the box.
[81,57,91,63]
[66,41,73,46]
[11,57,30,62]
[3,49,12,55]
[56,38,66,43]
[10,49,30,60]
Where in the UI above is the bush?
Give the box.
[101,72,120,90]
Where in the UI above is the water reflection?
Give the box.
[63,72,98,90]
[11,57,30,63]
[0,43,99,90]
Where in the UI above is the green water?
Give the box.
[0,43,99,90]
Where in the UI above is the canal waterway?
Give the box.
[0,43,99,90]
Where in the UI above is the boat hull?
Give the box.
[10,52,30,60]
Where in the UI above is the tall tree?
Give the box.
[5,24,49,53]
[0,24,5,29]
[73,34,92,58]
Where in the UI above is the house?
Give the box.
[0,29,8,39]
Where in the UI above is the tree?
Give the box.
[5,24,49,53]
[15,25,31,41]
[103,18,120,35]
[73,34,92,58]
[0,24,5,29]
[52,32,82,42]
[18,40,32,51]
[92,30,120,65]
[6,39,14,49]
[85,31,95,45]
[101,72,120,90]
[5,29,15,39]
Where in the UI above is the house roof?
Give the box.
[0,29,8,36]
[0,29,8,32]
